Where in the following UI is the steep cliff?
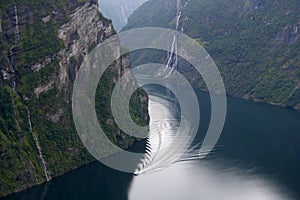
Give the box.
[0,0,148,197]
[124,0,300,109]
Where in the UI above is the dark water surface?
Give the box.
[3,90,300,200]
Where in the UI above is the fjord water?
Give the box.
[4,89,300,200]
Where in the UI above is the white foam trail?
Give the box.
[135,0,204,175]
[135,94,197,175]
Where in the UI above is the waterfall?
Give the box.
[14,6,20,42]
[183,0,191,8]
[10,96,23,143]
[8,49,16,90]
[8,5,20,90]
[10,94,51,181]
[120,1,129,25]
[25,107,51,182]
[6,5,51,182]
[165,0,181,75]
[180,0,191,33]
[7,4,21,146]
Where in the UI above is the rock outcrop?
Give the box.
[57,2,114,92]
[0,0,148,197]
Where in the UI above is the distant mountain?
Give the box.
[124,0,300,109]
[98,0,148,31]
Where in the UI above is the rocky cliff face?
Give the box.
[58,3,113,92]
[0,0,148,197]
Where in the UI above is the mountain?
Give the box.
[0,0,148,197]
[98,0,148,31]
[124,0,300,109]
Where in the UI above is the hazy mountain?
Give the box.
[98,0,148,31]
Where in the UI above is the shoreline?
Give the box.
[2,89,300,198]
[196,88,300,113]
[1,137,148,199]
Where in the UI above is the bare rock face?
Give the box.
[275,23,300,44]
[34,81,55,98]
[0,0,149,196]
[45,108,64,123]
[55,1,134,106]
[57,2,113,92]
[0,1,146,197]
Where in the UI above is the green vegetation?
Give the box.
[18,22,63,66]
[124,0,300,108]
[18,61,59,96]
[0,0,148,197]
[95,63,149,149]
[125,0,177,30]
[0,86,45,195]
[0,0,97,192]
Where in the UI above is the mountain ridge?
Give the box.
[124,0,300,109]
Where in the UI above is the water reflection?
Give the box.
[3,162,134,200]
[128,89,298,200]
[3,89,300,200]
[129,160,293,200]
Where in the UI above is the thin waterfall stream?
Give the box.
[25,106,51,182]
[165,0,181,76]
[8,5,51,182]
